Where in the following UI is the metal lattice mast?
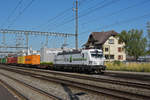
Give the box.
[0,29,75,37]
[25,32,29,55]
[45,35,48,47]
[2,31,6,56]
[0,29,75,54]
[2,31,6,47]
[16,33,24,51]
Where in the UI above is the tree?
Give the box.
[147,22,150,54]
[118,29,147,60]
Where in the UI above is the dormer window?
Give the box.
[108,39,114,44]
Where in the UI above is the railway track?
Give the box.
[37,70,150,89]
[0,65,150,100]
[5,65,150,89]
[104,71,150,81]
[0,70,63,100]
[0,79,29,100]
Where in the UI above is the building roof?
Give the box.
[84,30,118,48]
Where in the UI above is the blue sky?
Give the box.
[0,0,150,50]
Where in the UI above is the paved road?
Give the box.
[0,84,18,100]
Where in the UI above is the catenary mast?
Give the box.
[75,0,78,50]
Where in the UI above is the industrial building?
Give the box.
[40,47,62,63]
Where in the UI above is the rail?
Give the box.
[0,70,63,100]
[0,65,150,100]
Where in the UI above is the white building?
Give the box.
[84,30,126,61]
[103,36,126,61]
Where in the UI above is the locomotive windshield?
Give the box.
[90,50,103,58]
[91,53,103,58]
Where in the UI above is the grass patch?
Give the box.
[40,62,53,66]
[105,62,150,72]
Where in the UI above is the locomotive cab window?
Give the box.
[91,53,103,58]
[90,51,103,58]
[82,53,84,58]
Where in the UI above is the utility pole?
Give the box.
[75,0,78,50]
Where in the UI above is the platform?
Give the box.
[0,84,18,100]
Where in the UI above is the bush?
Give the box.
[113,60,121,66]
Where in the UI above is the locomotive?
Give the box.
[54,49,106,73]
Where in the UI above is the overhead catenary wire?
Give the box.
[79,0,96,7]
[40,0,92,31]
[79,12,150,37]
[78,0,106,13]
[0,0,149,49]
[47,0,106,30]
[7,0,35,29]
[44,0,107,31]
[0,0,23,28]
[79,0,118,19]
[81,0,150,26]
[43,0,97,31]
[78,0,150,45]
[79,0,87,6]
[39,7,72,30]
[48,0,120,31]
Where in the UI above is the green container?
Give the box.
[2,58,7,64]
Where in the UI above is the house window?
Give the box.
[105,48,109,52]
[118,55,123,60]
[118,47,122,52]
[105,55,109,59]
[110,55,114,59]
[105,55,114,59]
[108,39,114,44]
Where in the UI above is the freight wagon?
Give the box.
[7,57,14,64]
[18,56,25,64]
[1,58,7,64]
[7,57,17,64]
[0,55,40,66]
[25,55,40,65]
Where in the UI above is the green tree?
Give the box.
[147,22,150,54]
[119,29,147,60]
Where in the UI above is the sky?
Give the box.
[0,0,150,50]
